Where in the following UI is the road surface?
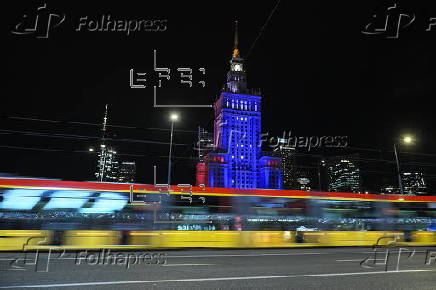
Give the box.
[0,247,435,289]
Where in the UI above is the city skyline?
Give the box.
[3,2,436,289]
[3,1,436,193]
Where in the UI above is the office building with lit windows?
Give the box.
[381,184,397,194]
[381,172,427,195]
[195,128,214,162]
[402,172,427,195]
[118,161,136,183]
[196,23,282,189]
[274,142,318,191]
[94,105,136,183]
[274,142,296,190]
[95,145,119,182]
[326,155,360,193]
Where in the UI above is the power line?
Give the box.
[0,145,195,160]
[0,116,197,133]
[265,150,436,167]
[2,128,436,167]
[0,129,189,146]
[246,0,281,59]
[348,146,436,157]
[1,142,436,169]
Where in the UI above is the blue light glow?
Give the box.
[199,52,283,189]
[206,91,282,189]
[43,190,92,209]
[80,192,127,213]
[1,189,44,210]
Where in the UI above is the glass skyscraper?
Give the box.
[326,155,360,193]
[402,172,427,195]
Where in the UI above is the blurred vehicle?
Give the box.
[0,177,435,232]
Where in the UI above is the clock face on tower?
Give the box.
[233,63,243,72]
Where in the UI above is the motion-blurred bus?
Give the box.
[1,178,435,249]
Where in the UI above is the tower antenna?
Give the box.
[232,20,240,58]
[246,0,281,59]
[98,104,109,182]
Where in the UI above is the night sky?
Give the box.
[3,1,436,191]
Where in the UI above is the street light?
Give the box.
[403,135,413,144]
[167,113,179,186]
[394,135,414,195]
[170,113,179,121]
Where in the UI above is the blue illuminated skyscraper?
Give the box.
[197,22,282,189]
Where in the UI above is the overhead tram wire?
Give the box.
[2,127,436,167]
[2,142,436,169]
[0,115,197,133]
[164,5,286,163]
[245,0,281,60]
[4,133,436,168]
[0,129,188,146]
[0,145,195,160]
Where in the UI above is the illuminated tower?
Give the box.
[200,22,282,189]
[95,104,119,182]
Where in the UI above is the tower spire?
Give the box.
[225,21,247,93]
[232,21,240,58]
[102,104,108,140]
[98,104,109,182]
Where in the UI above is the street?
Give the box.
[1,247,435,289]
